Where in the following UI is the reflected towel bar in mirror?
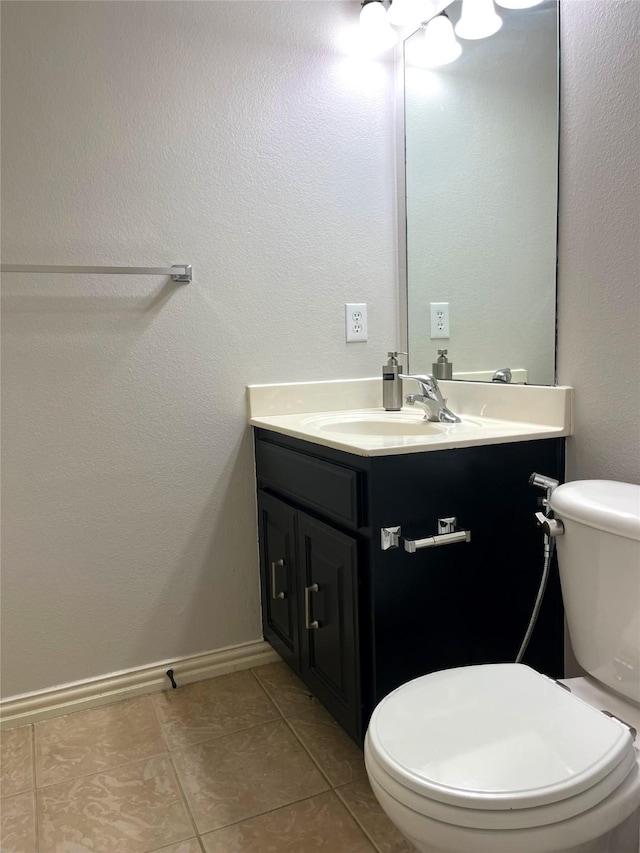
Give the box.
[0,264,193,283]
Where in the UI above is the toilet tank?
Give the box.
[549,480,640,705]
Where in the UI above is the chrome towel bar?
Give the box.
[0,264,192,283]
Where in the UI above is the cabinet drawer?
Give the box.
[256,439,362,529]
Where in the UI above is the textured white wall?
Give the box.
[405,1,558,385]
[557,0,640,483]
[0,1,398,698]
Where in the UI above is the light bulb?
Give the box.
[495,0,543,7]
[422,14,462,67]
[387,0,437,28]
[455,0,502,39]
[359,1,398,54]
[360,1,388,29]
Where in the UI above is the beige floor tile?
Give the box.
[0,725,33,798]
[172,719,329,834]
[336,778,417,853]
[252,662,318,717]
[200,790,376,853]
[287,704,366,788]
[37,754,194,853]
[0,791,36,853]
[148,839,203,853]
[153,670,280,750]
[35,696,167,787]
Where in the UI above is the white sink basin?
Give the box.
[300,412,446,436]
[248,382,572,457]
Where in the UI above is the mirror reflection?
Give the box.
[404,0,558,384]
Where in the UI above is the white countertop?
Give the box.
[247,378,572,457]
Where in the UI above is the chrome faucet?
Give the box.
[400,374,461,423]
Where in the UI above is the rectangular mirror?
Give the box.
[404,0,558,384]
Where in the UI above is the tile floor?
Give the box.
[0,662,416,852]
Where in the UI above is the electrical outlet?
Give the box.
[345,303,368,342]
[430,302,450,339]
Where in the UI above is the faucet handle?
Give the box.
[400,373,436,382]
[400,373,438,395]
[492,368,512,383]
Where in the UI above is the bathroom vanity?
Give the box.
[250,379,571,744]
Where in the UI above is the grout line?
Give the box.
[191,781,377,853]
[248,667,286,719]
[283,717,335,791]
[144,837,204,853]
[166,751,201,844]
[33,749,171,792]
[197,788,335,839]
[250,665,317,721]
[149,688,174,753]
[29,724,36,792]
[30,725,41,853]
[334,784,387,853]
[146,679,280,754]
[279,709,382,852]
[158,715,288,757]
[150,669,282,754]
[283,713,367,793]
[333,788,382,853]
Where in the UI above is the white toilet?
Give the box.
[365,480,640,853]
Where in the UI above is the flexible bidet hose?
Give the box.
[515,534,555,664]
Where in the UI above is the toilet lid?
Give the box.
[549,480,640,540]
[367,664,635,811]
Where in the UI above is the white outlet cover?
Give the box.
[430,302,450,339]
[345,303,368,342]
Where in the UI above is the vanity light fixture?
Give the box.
[421,12,462,67]
[495,0,543,7]
[387,0,439,28]
[359,0,398,54]
[455,0,502,40]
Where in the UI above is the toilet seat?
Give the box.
[365,664,637,831]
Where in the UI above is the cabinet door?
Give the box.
[257,491,299,671]
[297,512,360,741]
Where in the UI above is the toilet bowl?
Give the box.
[365,663,640,853]
[364,480,640,853]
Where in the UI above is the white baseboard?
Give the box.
[0,640,280,729]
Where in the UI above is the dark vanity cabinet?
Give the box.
[257,451,361,737]
[255,428,565,744]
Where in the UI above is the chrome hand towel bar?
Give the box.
[0,264,192,283]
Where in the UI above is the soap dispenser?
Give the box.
[383,351,406,411]
[432,349,453,380]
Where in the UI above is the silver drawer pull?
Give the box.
[304,583,319,629]
[270,559,286,600]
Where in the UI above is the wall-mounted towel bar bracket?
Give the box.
[0,264,193,284]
